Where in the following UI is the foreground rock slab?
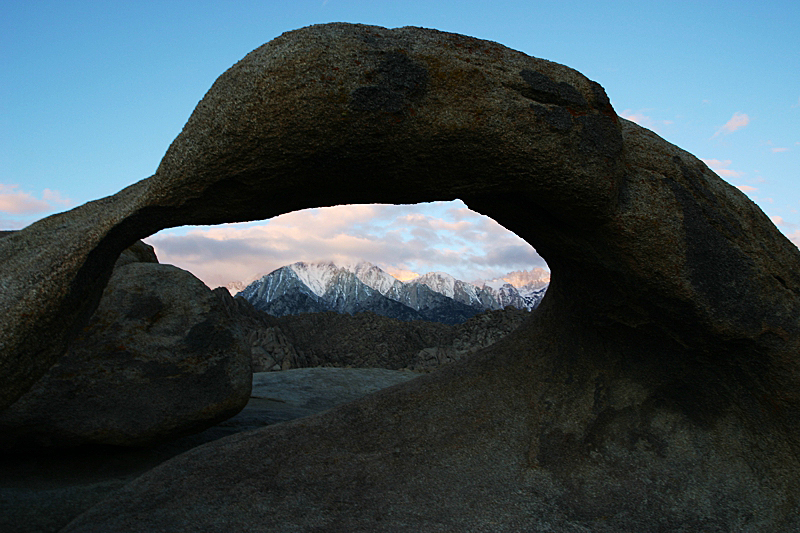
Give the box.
[1,369,417,533]
[2,23,799,529]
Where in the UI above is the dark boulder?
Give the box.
[0,244,251,448]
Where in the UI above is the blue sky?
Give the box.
[2,1,798,286]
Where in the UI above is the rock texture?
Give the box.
[1,368,416,533]
[0,243,251,449]
[214,290,322,371]
[219,282,531,372]
[217,290,530,372]
[1,23,798,530]
[273,305,531,371]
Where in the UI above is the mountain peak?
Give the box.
[237,259,549,323]
[414,271,458,298]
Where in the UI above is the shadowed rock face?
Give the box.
[1,23,799,529]
[0,243,252,449]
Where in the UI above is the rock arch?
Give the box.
[2,24,799,528]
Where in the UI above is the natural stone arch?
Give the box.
[1,23,625,409]
[2,24,799,528]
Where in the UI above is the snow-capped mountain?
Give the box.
[239,262,424,321]
[408,271,500,310]
[473,268,550,310]
[349,261,405,295]
[236,260,549,324]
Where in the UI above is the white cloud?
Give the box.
[771,147,789,153]
[0,184,51,214]
[146,202,547,288]
[712,111,750,137]
[0,184,72,215]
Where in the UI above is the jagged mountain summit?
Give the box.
[237,260,549,324]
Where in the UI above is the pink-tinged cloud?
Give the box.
[768,217,800,248]
[42,189,72,206]
[618,110,675,133]
[713,112,750,137]
[771,147,789,153]
[771,215,798,230]
[701,158,731,167]
[716,169,743,179]
[618,109,671,133]
[145,202,547,289]
[736,185,758,193]
[0,185,52,214]
[700,158,744,180]
[386,268,420,282]
[784,230,800,249]
[0,184,72,215]
[619,110,651,127]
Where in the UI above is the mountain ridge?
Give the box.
[235,260,549,324]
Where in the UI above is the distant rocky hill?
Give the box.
[215,290,532,372]
[236,260,548,324]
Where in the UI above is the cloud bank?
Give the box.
[0,184,73,229]
[0,184,71,215]
[145,201,548,289]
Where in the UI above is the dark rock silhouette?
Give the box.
[1,23,798,530]
[0,242,252,449]
[240,304,532,372]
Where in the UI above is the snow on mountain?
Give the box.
[519,286,548,309]
[478,278,512,292]
[290,261,342,297]
[411,271,498,309]
[414,271,457,298]
[470,268,550,311]
[349,261,404,295]
[239,265,315,304]
[237,260,549,322]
